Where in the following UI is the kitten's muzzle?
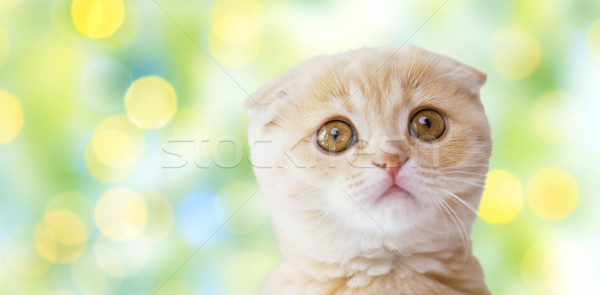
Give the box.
[372,153,408,177]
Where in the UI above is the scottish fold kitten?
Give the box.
[245,45,491,294]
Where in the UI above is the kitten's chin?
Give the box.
[375,185,415,204]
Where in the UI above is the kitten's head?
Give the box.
[246,46,491,254]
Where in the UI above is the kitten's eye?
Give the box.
[316,120,355,153]
[409,109,446,141]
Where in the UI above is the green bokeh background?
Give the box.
[1,0,599,294]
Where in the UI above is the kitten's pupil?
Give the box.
[419,116,432,129]
[330,127,339,140]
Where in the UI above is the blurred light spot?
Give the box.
[140,192,174,242]
[71,254,108,295]
[44,210,87,245]
[80,58,132,113]
[178,192,224,246]
[5,225,52,277]
[155,280,199,295]
[95,188,148,241]
[0,26,9,66]
[522,243,600,294]
[71,0,125,39]
[587,19,600,63]
[46,191,95,233]
[94,237,148,277]
[209,0,261,67]
[97,1,140,49]
[0,90,23,144]
[532,91,582,144]
[478,170,524,224]
[85,115,144,183]
[489,27,541,80]
[124,76,177,129]
[91,129,138,169]
[220,182,267,235]
[527,167,578,220]
[213,14,260,46]
[224,252,276,295]
[210,0,261,23]
[85,145,135,183]
[34,210,87,264]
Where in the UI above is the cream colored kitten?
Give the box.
[245,45,492,295]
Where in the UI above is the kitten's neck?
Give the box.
[269,210,488,294]
[275,240,489,294]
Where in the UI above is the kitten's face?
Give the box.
[246,46,491,249]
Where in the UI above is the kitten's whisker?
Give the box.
[438,170,487,177]
[439,188,478,215]
[435,176,485,188]
[438,199,471,264]
[437,164,489,170]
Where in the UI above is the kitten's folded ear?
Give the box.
[244,72,296,122]
[443,58,487,96]
[245,55,327,124]
[458,64,487,91]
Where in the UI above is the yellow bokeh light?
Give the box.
[0,90,24,144]
[587,19,600,63]
[489,27,541,80]
[97,1,140,49]
[71,0,125,39]
[532,91,582,144]
[527,167,578,221]
[85,144,136,183]
[124,76,178,129]
[209,0,262,67]
[43,210,87,245]
[34,210,87,264]
[46,191,95,233]
[213,14,260,46]
[5,225,52,277]
[154,280,199,295]
[210,0,261,23]
[478,169,524,224]
[220,182,268,235]
[34,228,85,264]
[85,115,144,183]
[0,25,9,66]
[95,188,148,241]
[94,237,148,277]
[140,192,174,242]
[91,129,138,169]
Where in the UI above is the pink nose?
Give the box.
[372,154,407,177]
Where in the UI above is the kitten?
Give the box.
[245,45,492,295]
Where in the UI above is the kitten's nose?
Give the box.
[372,153,407,177]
